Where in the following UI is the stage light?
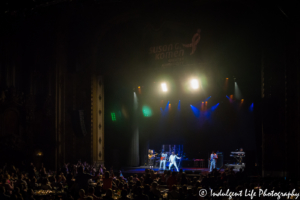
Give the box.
[211,103,220,111]
[133,92,138,110]
[224,78,229,92]
[249,103,254,111]
[190,105,200,118]
[205,96,211,101]
[142,106,152,117]
[190,79,199,89]
[138,86,140,88]
[111,113,116,121]
[234,82,242,100]
[161,83,168,92]
[241,99,244,102]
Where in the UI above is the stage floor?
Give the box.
[122,166,222,176]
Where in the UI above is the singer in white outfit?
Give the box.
[159,152,168,170]
[209,151,218,172]
[169,152,181,172]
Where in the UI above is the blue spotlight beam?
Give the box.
[226,95,233,103]
[164,101,170,112]
[190,105,200,118]
[205,96,212,101]
[211,103,220,111]
[161,101,170,116]
[177,100,181,110]
[249,103,254,112]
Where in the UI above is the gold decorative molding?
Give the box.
[91,75,104,163]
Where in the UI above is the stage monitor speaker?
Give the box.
[72,110,87,137]
[216,154,223,168]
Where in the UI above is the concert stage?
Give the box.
[122,166,224,176]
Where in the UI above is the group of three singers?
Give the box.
[149,150,181,172]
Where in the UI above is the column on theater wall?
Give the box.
[91,75,105,165]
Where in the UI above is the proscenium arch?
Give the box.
[89,1,263,166]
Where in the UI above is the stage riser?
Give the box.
[225,164,245,171]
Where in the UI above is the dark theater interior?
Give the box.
[0,0,300,199]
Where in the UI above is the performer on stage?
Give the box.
[169,152,181,172]
[148,150,154,169]
[238,148,244,165]
[209,151,218,172]
[159,150,168,171]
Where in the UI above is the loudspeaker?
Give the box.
[216,154,223,168]
[72,110,87,137]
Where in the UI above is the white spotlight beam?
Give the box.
[161,83,168,92]
[190,79,199,89]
